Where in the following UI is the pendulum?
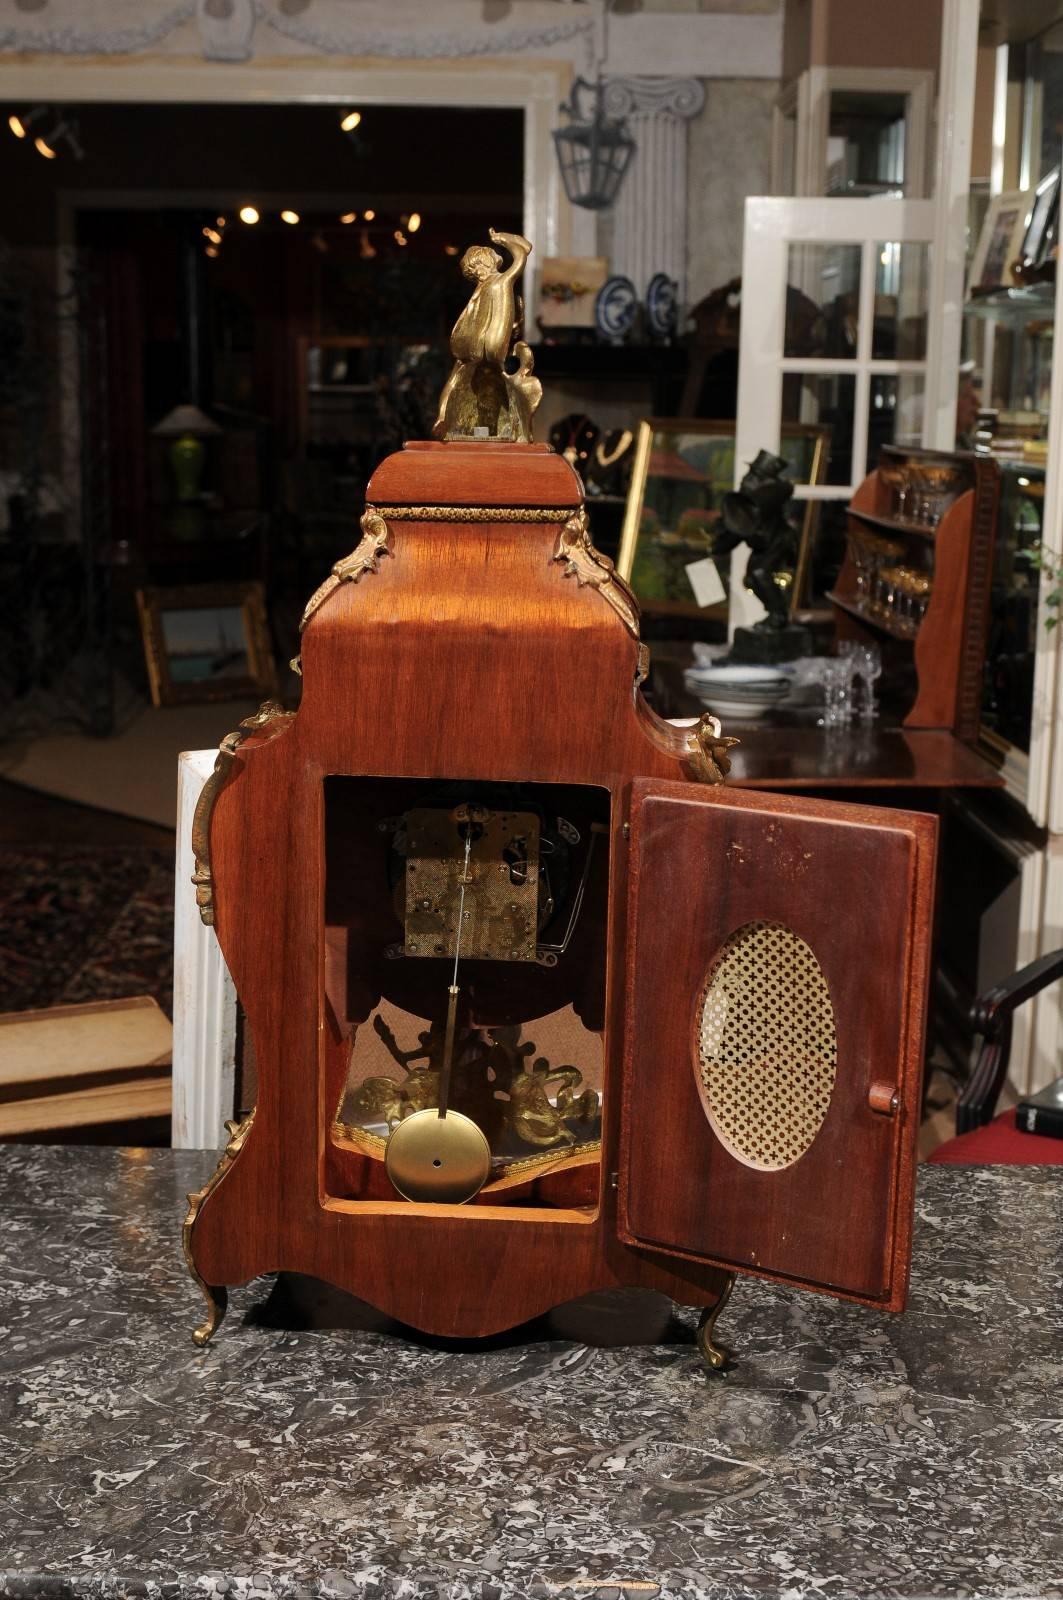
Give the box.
[384,828,492,1204]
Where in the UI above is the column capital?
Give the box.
[602,76,706,122]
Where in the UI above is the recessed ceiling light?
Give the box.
[280,210,300,225]
[239,205,260,225]
[363,208,376,222]
[340,110,362,133]
[407,212,422,234]
[203,227,222,245]
[339,211,357,225]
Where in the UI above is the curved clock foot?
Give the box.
[696,1273,735,1373]
[191,1282,229,1347]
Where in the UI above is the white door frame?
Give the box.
[733,195,934,628]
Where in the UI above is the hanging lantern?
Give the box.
[552,77,636,212]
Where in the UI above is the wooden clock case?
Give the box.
[184,439,937,1364]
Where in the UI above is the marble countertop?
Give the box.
[1,1147,1061,1600]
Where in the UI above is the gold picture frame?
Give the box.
[136,581,278,708]
[617,419,829,620]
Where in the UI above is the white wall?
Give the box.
[686,80,779,308]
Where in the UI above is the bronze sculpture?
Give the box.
[433,228,542,443]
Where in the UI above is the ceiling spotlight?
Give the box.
[363,208,376,222]
[33,118,83,162]
[339,211,357,225]
[205,245,220,259]
[280,210,300,225]
[216,216,227,228]
[239,205,260,225]
[407,212,422,234]
[340,110,362,133]
[203,227,222,245]
[8,107,46,140]
[394,230,407,247]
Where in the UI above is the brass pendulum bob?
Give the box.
[384,832,491,1204]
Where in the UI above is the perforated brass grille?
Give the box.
[697,920,836,1172]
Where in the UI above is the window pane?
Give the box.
[827,90,907,196]
[872,373,925,454]
[874,242,929,359]
[784,244,862,357]
[782,372,856,484]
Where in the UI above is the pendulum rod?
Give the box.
[437,828,472,1121]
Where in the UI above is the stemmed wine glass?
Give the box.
[838,641,882,721]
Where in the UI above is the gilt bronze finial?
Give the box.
[434,228,542,443]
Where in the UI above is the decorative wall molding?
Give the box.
[0,2,194,55]
[198,0,255,62]
[604,75,706,302]
[602,75,706,121]
[258,0,595,63]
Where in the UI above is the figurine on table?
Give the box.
[434,228,542,443]
[714,448,811,663]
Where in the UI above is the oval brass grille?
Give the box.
[696,920,836,1172]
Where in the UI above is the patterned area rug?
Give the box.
[0,847,174,1016]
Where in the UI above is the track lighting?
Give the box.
[280,210,300,225]
[340,110,362,133]
[32,117,83,162]
[339,211,357,224]
[8,107,46,140]
[239,205,260,225]
[407,212,422,233]
[363,208,376,221]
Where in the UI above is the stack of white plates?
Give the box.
[682,663,791,721]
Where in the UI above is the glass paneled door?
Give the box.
[733,196,936,627]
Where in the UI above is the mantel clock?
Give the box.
[184,232,937,1370]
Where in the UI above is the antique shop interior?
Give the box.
[1,0,1062,1592]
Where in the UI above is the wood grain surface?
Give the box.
[187,441,936,1337]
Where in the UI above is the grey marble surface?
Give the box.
[0,1148,1061,1600]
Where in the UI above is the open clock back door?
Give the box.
[618,778,937,1309]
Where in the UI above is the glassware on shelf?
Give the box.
[838,641,882,720]
[847,531,903,613]
[816,655,855,728]
[877,460,909,519]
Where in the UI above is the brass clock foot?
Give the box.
[696,1273,735,1373]
[191,1283,229,1347]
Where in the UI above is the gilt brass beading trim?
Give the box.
[182,1108,256,1346]
[370,504,573,523]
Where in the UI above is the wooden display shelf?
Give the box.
[826,588,918,644]
[830,453,1000,742]
[847,507,937,542]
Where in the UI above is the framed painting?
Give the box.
[136,581,278,708]
[616,419,829,622]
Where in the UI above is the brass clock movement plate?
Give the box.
[404,807,540,963]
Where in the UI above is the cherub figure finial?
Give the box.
[433,228,542,443]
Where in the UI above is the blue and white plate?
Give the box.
[595,275,638,340]
[646,272,678,338]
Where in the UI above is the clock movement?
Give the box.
[183,232,937,1370]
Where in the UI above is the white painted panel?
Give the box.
[172,751,237,1152]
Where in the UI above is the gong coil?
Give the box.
[696,920,836,1172]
